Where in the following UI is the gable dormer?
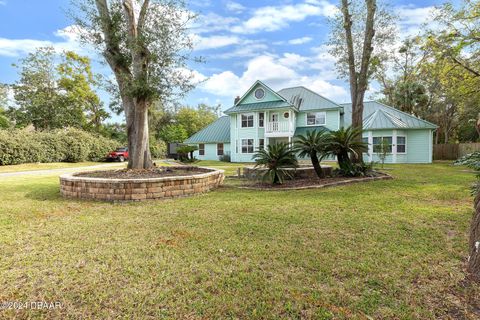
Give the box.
[235,80,286,105]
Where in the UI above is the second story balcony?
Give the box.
[265,121,294,136]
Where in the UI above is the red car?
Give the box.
[107,147,129,162]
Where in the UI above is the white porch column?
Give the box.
[368,131,373,162]
[392,129,397,163]
[289,109,292,133]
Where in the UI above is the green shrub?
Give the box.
[0,128,120,165]
[253,143,298,185]
[149,136,167,159]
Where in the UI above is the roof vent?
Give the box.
[289,95,302,109]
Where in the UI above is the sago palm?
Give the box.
[326,126,368,171]
[293,129,330,178]
[252,143,298,185]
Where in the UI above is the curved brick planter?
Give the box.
[60,166,224,202]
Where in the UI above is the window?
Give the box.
[283,112,289,119]
[259,139,265,150]
[241,139,254,153]
[254,88,265,100]
[362,137,368,145]
[241,113,254,128]
[199,143,205,156]
[397,136,406,153]
[217,143,224,156]
[306,112,326,125]
[372,137,392,153]
[258,112,264,127]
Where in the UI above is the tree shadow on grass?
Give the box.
[23,181,63,201]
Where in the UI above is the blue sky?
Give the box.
[0,0,447,122]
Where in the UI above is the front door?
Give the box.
[270,113,278,122]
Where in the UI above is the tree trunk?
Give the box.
[341,0,377,163]
[467,193,480,281]
[475,115,480,140]
[310,152,325,178]
[128,100,152,169]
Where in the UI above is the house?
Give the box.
[185,80,437,163]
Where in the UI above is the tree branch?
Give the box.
[341,0,357,104]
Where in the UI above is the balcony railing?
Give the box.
[265,121,290,133]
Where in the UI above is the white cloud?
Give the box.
[191,34,241,51]
[210,41,268,59]
[198,54,347,101]
[395,5,439,38]
[288,37,313,45]
[231,1,337,34]
[0,25,92,58]
[0,38,51,57]
[192,13,239,34]
[225,1,245,13]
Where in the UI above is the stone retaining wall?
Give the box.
[60,166,224,202]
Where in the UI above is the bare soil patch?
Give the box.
[240,171,392,190]
[74,167,207,179]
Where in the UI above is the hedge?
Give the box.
[0,128,120,165]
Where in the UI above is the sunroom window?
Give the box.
[397,136,406,153]
[372,137,392,153]
[306,112,326,125]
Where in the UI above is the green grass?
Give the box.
[0,162,478,319]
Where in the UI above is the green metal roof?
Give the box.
[294,126,330,137]
[278,86,343,111]
[184,116,230,144]
[224,100,295,114]
[340,101,437,129]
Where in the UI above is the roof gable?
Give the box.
[235,80,286,106]
[184,116,230,144]
[341,101,437,129]
[363,109,409,129]
[224,100,292,114]
[277,86,342,111]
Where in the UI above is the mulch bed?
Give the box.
[74,167,206,179]
[238,172,392,190]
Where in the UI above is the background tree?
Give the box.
[11,47,61,130]
[9,47,107,131]
[374,1,480,143]
[329,0,395,161]
[72,0,196,169]
[57,51,109,132]
[158,124,188,144]
[0,84,10,128]
[175,104,220,137]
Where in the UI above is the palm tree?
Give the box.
[252,143,298,185]
[293,129,330,178]
[326,126,368,171]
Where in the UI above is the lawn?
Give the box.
[0,162,479,319]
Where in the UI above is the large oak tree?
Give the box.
[72,0,195,169]
[329,0,395,162]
